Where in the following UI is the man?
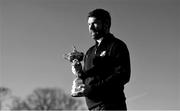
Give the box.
[71,9,131,110]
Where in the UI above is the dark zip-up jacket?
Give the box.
[80,33,131,109]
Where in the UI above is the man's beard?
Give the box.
[90,30,105,40]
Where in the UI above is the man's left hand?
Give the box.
[71,78,85,96]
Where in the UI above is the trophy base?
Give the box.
[71,92,83,97]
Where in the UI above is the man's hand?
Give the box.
[71,59,82,76]
[71,78,85,97]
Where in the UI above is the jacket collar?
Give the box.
[95,33,114,47]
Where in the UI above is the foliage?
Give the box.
[0,87,12,109]
[0,87,86,110]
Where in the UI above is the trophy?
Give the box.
[63,46,84,97]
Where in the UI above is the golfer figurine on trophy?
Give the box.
[63,46,84,97]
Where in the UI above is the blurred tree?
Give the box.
[11,87,84,110]
[0,87,12,110]
[11,96,28,110]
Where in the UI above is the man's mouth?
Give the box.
[91,31,97,36]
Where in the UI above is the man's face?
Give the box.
[88,17,104,40]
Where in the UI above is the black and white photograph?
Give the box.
[0,0,179,110]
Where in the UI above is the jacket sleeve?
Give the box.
[83,41,131,97]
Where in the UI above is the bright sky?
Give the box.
[0,0,179,110]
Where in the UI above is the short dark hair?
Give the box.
[88,8,111,29]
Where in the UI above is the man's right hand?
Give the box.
[71,59,82,76]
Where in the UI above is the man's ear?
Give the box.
[103,20,110,32]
